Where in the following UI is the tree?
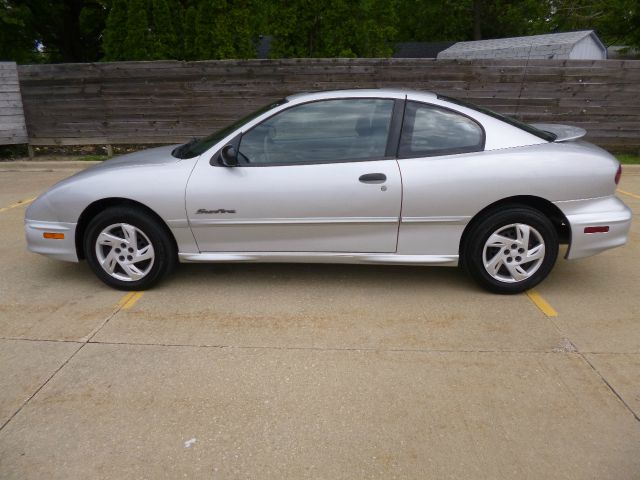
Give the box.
[194,0,216,59]
[151,0,180,59]
[0,1,38,62]
[543,0,640,47]
[2,0,107,63]
[193,0,255,60]
[268,0,398,58]
[394,0,640,48]
[124,0,151,60]
[395,0,549,44]
[102,0,128,60]
[183,5,197,60]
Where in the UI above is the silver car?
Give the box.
[25,89,632,293]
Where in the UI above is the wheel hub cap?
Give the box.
[95,223,155,282]
[482,223,545,283]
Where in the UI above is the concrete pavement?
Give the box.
[0,163,639,479]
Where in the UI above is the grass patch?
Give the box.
[616,154,640,164]
[79,154,108,161]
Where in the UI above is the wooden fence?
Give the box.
[0,62,28,145]
[15,58,640,151]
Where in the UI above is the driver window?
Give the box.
[238,98,394,165]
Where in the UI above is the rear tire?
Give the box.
[84,206,176,290]
[462,206,558,294]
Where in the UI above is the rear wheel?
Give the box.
[462,206,558,294]
[84,206,176,290]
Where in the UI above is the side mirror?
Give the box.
[219,145,238,167]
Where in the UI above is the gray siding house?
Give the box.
[437,31,606,60]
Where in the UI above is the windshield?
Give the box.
[172,98,288,159]
[438,95,557,142]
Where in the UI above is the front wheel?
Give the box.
[462,207,559,294]
[84,206,176,290]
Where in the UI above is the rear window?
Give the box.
[438,95,557,142]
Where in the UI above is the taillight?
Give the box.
[615,164,622,185]
[584,226,609,234]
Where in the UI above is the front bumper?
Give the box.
[25,219,79,262]
[557,196,632,260]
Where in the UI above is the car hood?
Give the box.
[90,144,181,171]
[46,144,183,187]
[530,123,587,142]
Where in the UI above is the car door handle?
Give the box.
[359,173,387,184]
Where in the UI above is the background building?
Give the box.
[437,31,606,60]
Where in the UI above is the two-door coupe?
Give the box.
[25,89,632,293]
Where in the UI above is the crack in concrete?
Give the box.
[2,336,637,356]
[0,303,126,433]
[544,316,640,423]
[2,310,639,431]
[0,336,583,354]
[580,354,640,423]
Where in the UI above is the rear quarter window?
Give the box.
[399,101,484,158]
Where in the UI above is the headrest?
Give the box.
[355,117,372,137]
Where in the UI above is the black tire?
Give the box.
[84,206,176,290]
[462,206,559,294]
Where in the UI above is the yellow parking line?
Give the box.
[116,292,135,308]
[0,197,36,213]
[526,289,558,317]
[116,291,144,310]
[617,189,640,200]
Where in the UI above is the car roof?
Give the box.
[285,88,437,102]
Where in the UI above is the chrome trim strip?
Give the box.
[401,216,471,224]
[188,216,400,227]
[179,251,459,266]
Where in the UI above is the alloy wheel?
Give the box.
[482,223,545,283]
[94,223,155,282]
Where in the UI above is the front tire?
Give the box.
[84,206,176,290]
[462,206,559,294]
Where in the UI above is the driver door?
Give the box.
[185,97,403,253]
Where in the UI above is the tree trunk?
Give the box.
[473,0,482,40]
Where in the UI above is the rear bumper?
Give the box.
[25,219,79,262]
[556,196,632,260]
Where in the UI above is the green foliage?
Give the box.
[1,0,107,63]
[540,0,640,47]
[0,2,37,62]
[124,0,151,60]
[103,0,128,61]
[193,0,256,60]
[396,0,549,43]
[183,5,198,60]
[616,153,640,164]
[395,0,640,48]
[269,0,398,58]
[2,0,640,63]
[151,0,179,59]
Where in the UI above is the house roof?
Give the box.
[393,42,456,58]
[438,30,606,58]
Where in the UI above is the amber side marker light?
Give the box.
[43,232,65,239]
[584,226,609,234]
